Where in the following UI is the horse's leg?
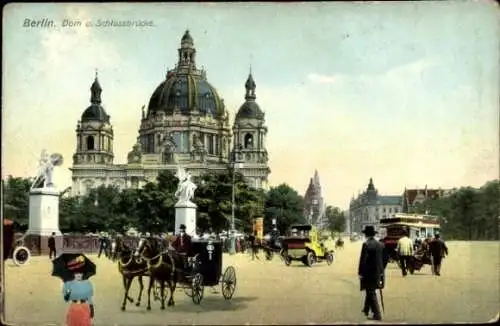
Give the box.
[167,274,177,306]
[135,276,144,307]
[160,280,166,310]
[121,276,133,311]
[121,273,134,303]
[146,276,154,310]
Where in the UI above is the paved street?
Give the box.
[4,240,499,325]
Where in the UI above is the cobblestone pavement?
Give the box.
[4,240,499,325]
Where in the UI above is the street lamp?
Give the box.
[230,144,244,255]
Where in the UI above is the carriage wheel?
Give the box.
[305,252,314,267]
[326,252,334,266]
[12,246,31,266]
[191,273,204,304]
[221,266,237,300]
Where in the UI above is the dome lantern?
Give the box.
[177,30,196,70]
[235,70,264,121]
[245,68,257,101]
[81,71,109,123]
[90,69,102,105]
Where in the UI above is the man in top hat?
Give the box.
[172,224,192,253]
[172,224,193,270]
[358,225,389,321]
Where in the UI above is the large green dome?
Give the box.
[147,30,225,117]
[147,73,223,116]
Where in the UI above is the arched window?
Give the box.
[244,133,253,149]
[86,135,95,150]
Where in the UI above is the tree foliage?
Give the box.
[264,183,305,234]
[2,176,32,230]
[413,180,499,240]
[325,205,345,234]
[5,171,496,241]
[193,169,265,234]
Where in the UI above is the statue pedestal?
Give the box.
[175,200,197,236]
[26,187,62,255]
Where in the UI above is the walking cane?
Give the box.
[379,288,385,313]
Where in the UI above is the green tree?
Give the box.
[193,169,264,234]
[479,180,500,240]
[325,205,345,235]
[2,176,32,230]
[59,196,83,232]
[415,181,499,240]
[264,183,305,234]
[134,170,177,234]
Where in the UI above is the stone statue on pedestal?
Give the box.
[174,166,197,204]
[174,165,198,236]
[31,150,64,189]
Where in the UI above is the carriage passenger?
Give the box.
[172,224,193,269]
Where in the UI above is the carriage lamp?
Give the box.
[230,145,244,255]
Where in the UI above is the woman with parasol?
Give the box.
[52,253,96,326]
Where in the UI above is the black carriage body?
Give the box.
[191,240,222,287]
[2,222,14,260]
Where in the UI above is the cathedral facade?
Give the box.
[70,31,270,196]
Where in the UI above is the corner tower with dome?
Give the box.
[70,31,270,196]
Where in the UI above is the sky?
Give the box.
[2,1,499,210]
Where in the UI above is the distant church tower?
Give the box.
[304,170,326,228]
[232,70,270,188]
[71,72,114,195]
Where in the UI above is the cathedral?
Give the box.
[303,170,326,229]
[70,31,270,196]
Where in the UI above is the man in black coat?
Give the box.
[48,232,56,260]
[358,226,389,321]
[429,233,448,276]
[97,233,108,258]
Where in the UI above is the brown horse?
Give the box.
[135,237,178,310]
[116,240,148,311]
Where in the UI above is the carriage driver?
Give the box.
[172,224,193,269]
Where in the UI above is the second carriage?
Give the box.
[3,219,31,266]
[155,239,237,305]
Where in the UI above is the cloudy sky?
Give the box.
[2,2,499,209]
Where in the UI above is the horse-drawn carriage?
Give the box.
[280,224,335,267]
[122,236,237,310]
[2,219,31,266]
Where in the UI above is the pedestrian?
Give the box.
[48,232,57,260]
[413,231,422,251]
[97,233,108,258]
[429,233,448,276]
[249,232,259,260]
[396,230,414,277]
[358,226,389,321]
[63,259,95,326]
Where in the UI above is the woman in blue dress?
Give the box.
[63,256,94,326]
